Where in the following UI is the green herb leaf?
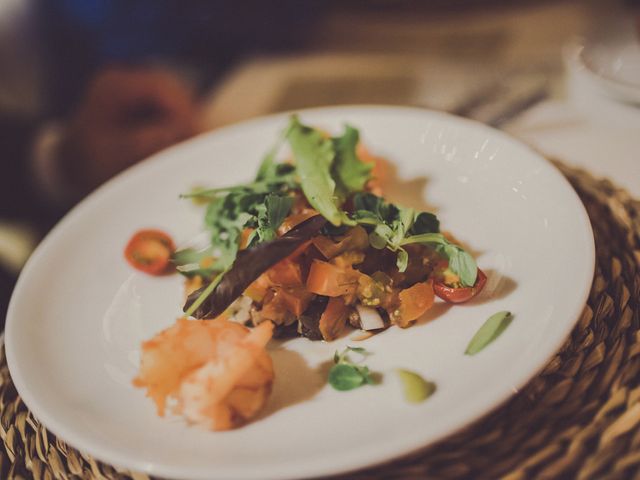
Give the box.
[332,125,372,193]
[251,193,294,244]
[396,369,436,403]
[465,311,513,355]
[329,346,377,391]
[286,116,352,226]
[396,248,409,272]
[347,346,367,354]
[351,193,424,272]
[171,247,216,278]
[448,248,478,287]
[171,247,211,266]
[369,224,393,249]
[401,233,477,286]
[329,364,367,391]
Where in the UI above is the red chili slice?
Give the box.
[124,229,176,275]
[433,268,487,304]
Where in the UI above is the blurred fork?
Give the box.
[449,77,550,129]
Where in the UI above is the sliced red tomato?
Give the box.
[306,260,359,297]
[124,229,175,275]
[433,268,487,304]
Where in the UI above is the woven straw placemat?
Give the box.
[0,162,638,480]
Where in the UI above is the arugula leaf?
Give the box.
[202,193,254,270]
[249,193,294,244]
[286,116,352,226]
[328,346,377,391]
[465,311,513,355]
[332,125,372,194]
[182,159,298,273]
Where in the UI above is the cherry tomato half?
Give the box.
[433,268,487,304]
[124,229,176,275]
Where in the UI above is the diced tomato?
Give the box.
[395,281,434,327]
[124,229,175,275]
[267,259,303,287]
[260,286,312,322]
[306,260,359,297]
[319,297,349,341]
[433,268,487,304]
[278,287,312,317]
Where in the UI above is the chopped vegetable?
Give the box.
[395,281,435,327]
[319,297,350,341]
[434,268,487,304]
[328,346,377,391]
[184,215,326,319]
[355,305,385,331]
[400,233,477,287]
[465,311,513,355]
[306,259,360,298]
[131,116,496,433]
[124,229,175,275]
[396,369,436,403]
[351,193,444,273]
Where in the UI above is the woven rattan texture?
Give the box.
[0,163,638,480]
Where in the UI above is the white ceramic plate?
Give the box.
[5,106,594,480]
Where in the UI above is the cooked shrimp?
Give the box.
[133,318,274,430]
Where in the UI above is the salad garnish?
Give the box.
[183,215,327,319]
[171,115,483,340]
[465,311,513,355]
[127,115,493,431]
[328,346,377,391]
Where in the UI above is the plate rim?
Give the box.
[5,104,596,480]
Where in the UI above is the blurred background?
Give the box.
[1,0,639,326]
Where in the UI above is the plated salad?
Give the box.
[129,116,487,430]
